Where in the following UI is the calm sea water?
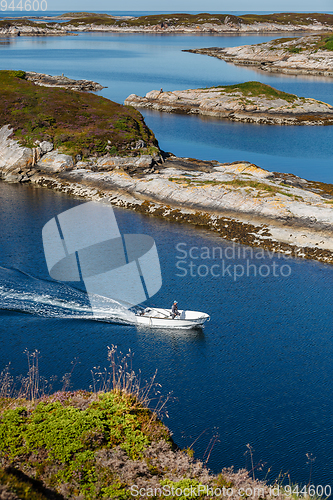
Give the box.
[0,32,332,181]
[0,28,333,489]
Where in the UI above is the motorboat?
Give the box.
[135,307,210,329]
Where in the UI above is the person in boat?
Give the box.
[171,301,180,319]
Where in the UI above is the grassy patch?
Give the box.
[168,176,295,198]
[267,34,333,53]
[0,70,158,158]
[288,47,302,53]
[323,35,333,50]
[216,82,298,102]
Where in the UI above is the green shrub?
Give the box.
[12,70,26,79]
[324,35,333,50]
[0,391,172,498]
[288,47,302,53]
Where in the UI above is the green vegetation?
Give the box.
[288,47,302,53]
[168,176,294,198]
[0,391,173,499]
[216,82,298,102]
[322,35,333,50]
[0,70,158,158]
[267,34,333,53]
[0,348,324,500]
[161,479,204,499]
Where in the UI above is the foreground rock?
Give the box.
[186,34,333,77]
[25,71,106,91]
[125,82,333,125]
[2,125,333,265]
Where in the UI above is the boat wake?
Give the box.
[0,266,136,325]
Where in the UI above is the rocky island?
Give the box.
[48,12,333,34]
[185,34,333,77]
[2,12,333,36]
[1,70,333,265]
[25,71,106,91]
[125,81,333,125]
[0,18,72,36]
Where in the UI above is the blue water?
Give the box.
[0,32,332,181]
[0,27,333,490]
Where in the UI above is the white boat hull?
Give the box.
[135,308,210,329]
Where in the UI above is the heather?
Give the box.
[0,391,176,498]
[0,70,158,159]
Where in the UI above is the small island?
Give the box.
[1,70,333,265]
[125,81,333,125]
[185,34,333,77]
[1,12,333,36]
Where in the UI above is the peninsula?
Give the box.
[2,12,333,36]
[185,34,333,77]
[2,70,333,265]
[125,81,333,125]
[25,71,106,91]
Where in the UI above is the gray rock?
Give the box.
[135,139,146,149]
[39,141,54,154]
[125,85,333,125]
[25,72,106,91]
[94,155,154,172]
[0,126,33,178]
[37,151,73,173]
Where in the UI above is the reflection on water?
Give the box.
[136,324,206,343]
[0,38,14,45]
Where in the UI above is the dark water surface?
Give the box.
[1,181,333,489]
[0,28,333,489]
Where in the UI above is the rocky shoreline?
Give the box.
[1,13,333,37]
[25,71,106,91]
[0,20,72,37]
[2,125,333,265]
[124,82,333,125]
[185,35,333,77]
